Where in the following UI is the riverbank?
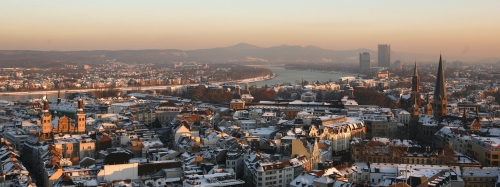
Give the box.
[0,74,277,96]
[234,73,277,84]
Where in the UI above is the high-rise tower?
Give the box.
[433,54,447,119]
[378,44,390,67]
[359,52,371,71]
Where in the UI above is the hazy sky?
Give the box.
[1,1,499,58]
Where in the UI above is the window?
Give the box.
[493,154,499,159]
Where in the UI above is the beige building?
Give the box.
[467,137,500,166]
[229,99,245,110]
[79,137,96,158]
[461,167,500,187]
[314,116,365,156]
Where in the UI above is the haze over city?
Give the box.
[2,0,500,59]
[5,1,500,187]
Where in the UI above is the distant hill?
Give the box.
[0,43,494,68]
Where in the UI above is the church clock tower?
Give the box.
[76,98,86,134]
[41,99,53,139]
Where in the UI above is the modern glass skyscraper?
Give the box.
[378,44,390,67]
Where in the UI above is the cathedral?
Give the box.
[40,97,87,140]
[409,54,450,145]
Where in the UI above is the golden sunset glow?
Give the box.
[1,1,499,58]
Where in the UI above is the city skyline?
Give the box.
[1,1,500,58]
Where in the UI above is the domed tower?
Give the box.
[76,97,86,134]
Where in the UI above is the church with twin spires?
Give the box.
[40,96,87,140]
[409,54,450,145]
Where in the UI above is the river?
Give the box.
[0,66,356,102]
[245,66,356,87]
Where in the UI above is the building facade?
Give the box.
[378,44,391,67]
[359,52,371,71]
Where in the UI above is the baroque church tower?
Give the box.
[76,98,86,133]
[41,98,53,139]
[433,54,447,120]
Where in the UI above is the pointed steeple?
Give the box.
[310,138,321,170]
[470,107,482,131]
[434,54,446,100]
[476,108,480,120]
[460,108,469,131]
[413,61,418,76]
[57,89,61,104]
[43,99,49,111]
[42,96,50,117]
[433,54,448,119]
[77,96,84,112]
[411,60,420,108]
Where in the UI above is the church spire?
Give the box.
[77,96,84,112]
[413,60,418,76]
[433,54,448,119]
[310,138,321,170]
[434,54,446,100]
[43,99,49,111]
[57,89,61,104]
[411,60,420,108]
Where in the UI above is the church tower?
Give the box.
[470,108,482,131]
[310,139,321,170]
[409,93,420,140]
[41,99,53,139]
[433,54,447,120]
[76,98,86,134]
[410,61,420,107]
[408,61,420,140]
[57,89,62,104]
[424,94,433,115]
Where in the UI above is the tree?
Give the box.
[190,86,205,100]
[316,91,324,101]
[153,117,162,128]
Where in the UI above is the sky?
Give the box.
[1,1,499,58]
